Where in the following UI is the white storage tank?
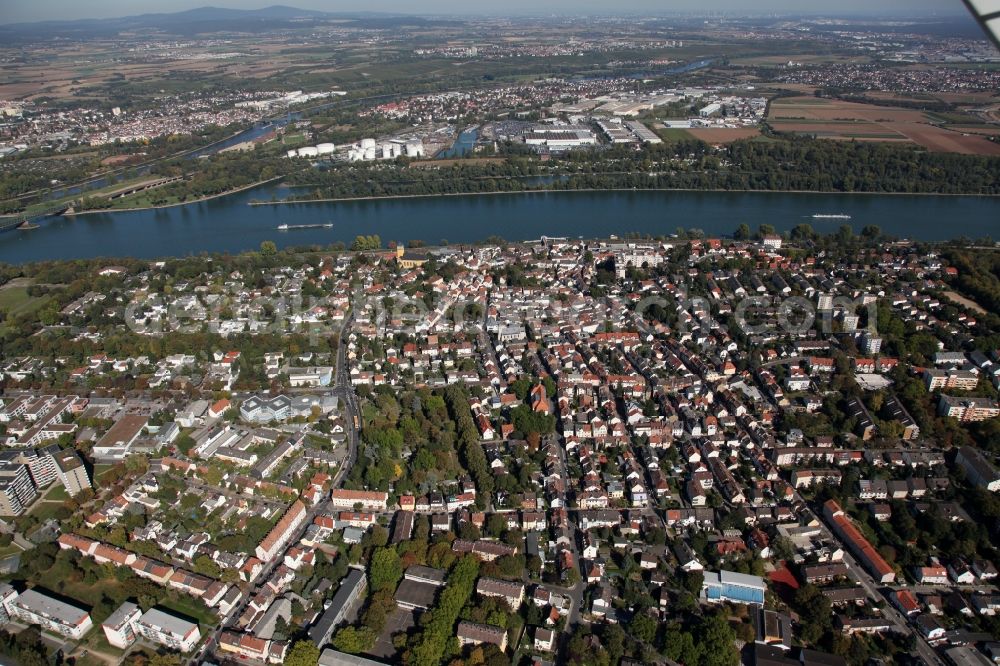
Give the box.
[298,146,319,157]
[360,138,376,149]
[363,147,377,160]
[286,149,298,158]
[317,143,335,155]
[405,141,424,158]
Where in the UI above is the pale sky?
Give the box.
[0,0,968,24]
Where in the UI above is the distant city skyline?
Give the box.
[2,0,969,24]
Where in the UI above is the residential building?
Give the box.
[137,607,203,652]
[923,368,979,391]
[761,235,783,250]
[102,601,141,648]
[791,469,842,489]
[256,500,306,562]
[3,588,94,639]
[884,394,920,440]
[476,577,525,609]
[845,398,876,441]
[0,462,37,516]
[457,621,508,651]
[955,447,1000,492]
[330,489,388,511]
[860,333,882,355]
[53,448,92,496]
[938,396,1000,422]
[824,500,895,584]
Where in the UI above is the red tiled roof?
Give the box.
[331,489,388,503]
[58,533,96,552]
[258,500,306,554]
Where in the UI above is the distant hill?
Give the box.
[0,5,456,40]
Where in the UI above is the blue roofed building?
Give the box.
[701,570,766,605]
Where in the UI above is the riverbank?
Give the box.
[250,185,1000,207]
[69,176,286,216]
[5,126,260,210]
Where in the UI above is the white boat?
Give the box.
[812,214,852,220]
[276,222,333,230]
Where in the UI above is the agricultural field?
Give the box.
[862,90,998,107]
[767,96,1000,155]
[731,54,872,66]
[654,127,699,142]
[0,39,309,102]
[685,127,763,144]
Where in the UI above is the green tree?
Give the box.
[631,612,657,643]
[369,547,403,592]
[259,240,277,256]
[861,224,882,239]
[351,235,382,251]
[193,555,221,578]
[793,584,833,645]
[332,626,376,654]
[680,569,704,596]
[600,623,626,664]
[790,223,816,241]
[771,535,796,562]
[284,640,320,666]
[698,612,739,666]
[664,624,703,663]
[409,555,480,666]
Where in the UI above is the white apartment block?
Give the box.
[2,588,94,639]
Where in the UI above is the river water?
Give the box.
[438,128,481,158]
[0,183,997,263]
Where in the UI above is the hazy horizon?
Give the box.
[1,0,970,24]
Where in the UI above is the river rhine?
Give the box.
[1,184,997,264]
